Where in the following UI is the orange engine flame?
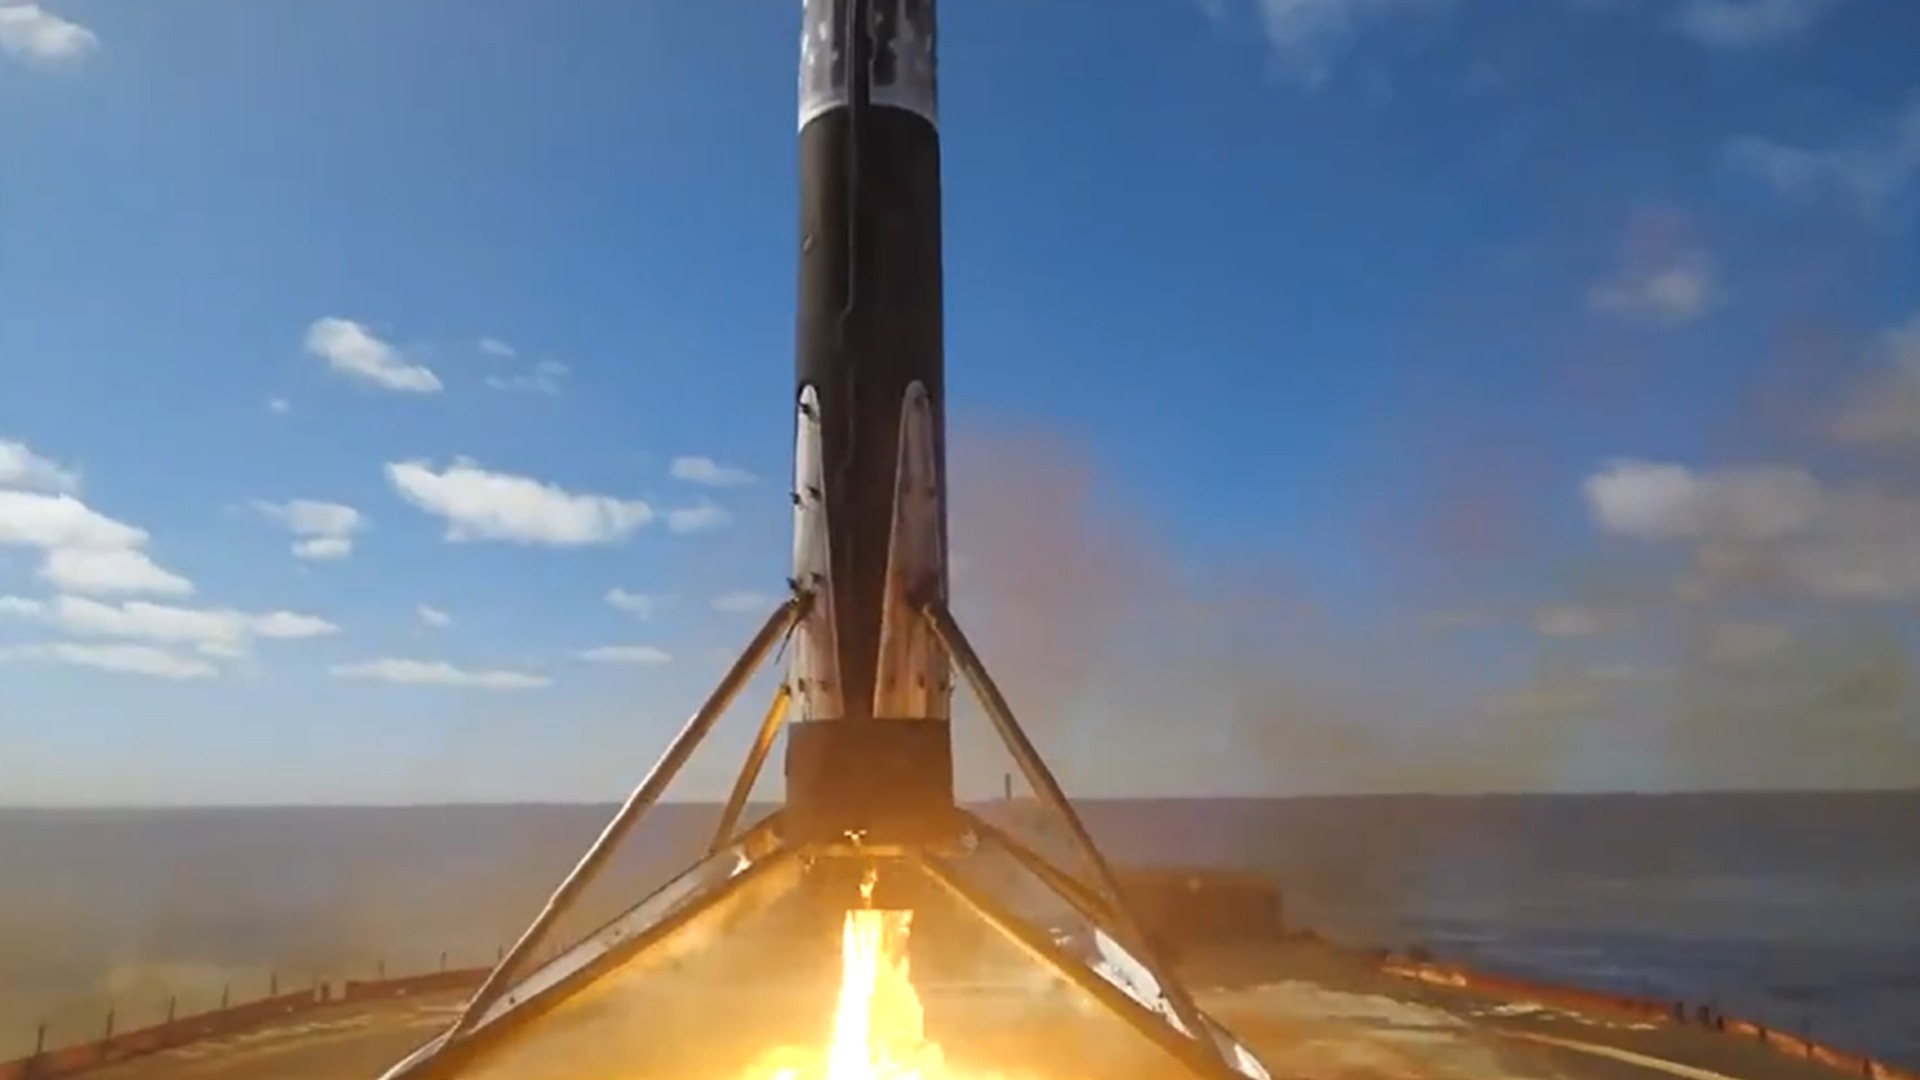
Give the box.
[758,868,948,1080]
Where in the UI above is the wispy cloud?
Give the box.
[605,588,660,618]
[267,397,292,415]
[1726,97,1920,222]
[1673,0,1845,50]
[1831,312,1920,447]
[417,605,452,629]
[485,359,569,397]
[1588,252,1718,325]
[1,595,338,656]
[330,657,550,690]
[0,642,216,681]
[669,455,757,487]
[578,644,672,665]
[1586,459,1920,602]
[304,317,443,394]
[477,337,517,360]
[252,498,366,561]
[0,3,98,64]
[1586,211,1719,326]
[1198,0,1451,89]
[385,459,652,546]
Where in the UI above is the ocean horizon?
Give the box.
[9,786,1920,811]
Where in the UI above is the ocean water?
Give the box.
[0,792,1915,1067]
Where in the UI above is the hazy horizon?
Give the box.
[7,786,1919,812]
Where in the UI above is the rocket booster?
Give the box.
[783,0,956,846]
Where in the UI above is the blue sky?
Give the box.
[3,0,1919,805]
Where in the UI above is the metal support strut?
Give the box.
[446,596,806,1039]
[710,686,792,854]
[920,600,1224,1066]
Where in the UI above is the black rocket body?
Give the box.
[783,0,958,848]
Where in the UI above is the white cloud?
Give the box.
[0,3,98,63]
[0,447,336,660]
[256,500,363,539]
[253,499,366,561]
[251,611,339,639]
[579,644,672,665]
[1586,459,1920,602]
[386,459,653,546]
[304,317,443,394]
[39,547,193,597]
[1,444,203,598]
[0,488,194,598]
[0,439,80,493]
[605,588,659,618]
[292,537,352,561]
[1831,312,1920,447]
[197,640,251,660]
[1209,0,1450,89]
[18,595,337,654]
[267,397,291,415]
[710,590,775,614]
[1673,0,1843,50]
[669,456,757,487]
[1585,209,1718,326]
[1707,620,1792,665]
[485,359,568,397]
[1585,460,1820,543]
[1587,247,1718,326]
[666,502,730,535]
[1534,604,1604,638]
[417,605,452,629]
[477,337,517,360]
[330,658,550,691]
[0,642,216,681]
[1726,97,1920,221]
[0,490,146,550]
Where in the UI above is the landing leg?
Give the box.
[911,851,1267,1080]
[961,813,1273,1080]
[447,598,804,1038]
[922,601,1222,1063]
[383,827,805,1079]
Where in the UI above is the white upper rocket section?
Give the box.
[799,0,938,132]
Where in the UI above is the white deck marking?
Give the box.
[1502,1029,1752,1080]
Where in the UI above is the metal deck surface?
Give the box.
[77,940,1860,1080]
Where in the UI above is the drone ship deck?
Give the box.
[68,934,1883,1080]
